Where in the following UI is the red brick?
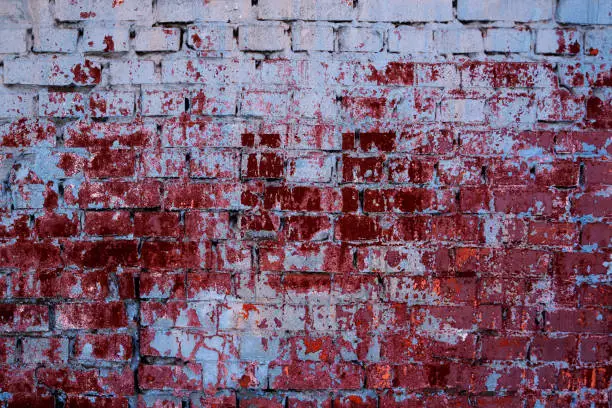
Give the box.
[388,157,436,184]
[269,362,364,390]
[335,215,381,242]
[77,181,162,209]
[244,152,285,178]
[11,269,111,300]
[531,334,578,363]
[0,304,49,332]
[84,211,133,236]
[342,155,385,183]
[481,336,529,360]
[35,212,79,237]
[37,367,133,395]
[283,215,332,241]
[0,241,62,269]
[63,239,138,268]
[580,336,611,362]
[364,188,455,213]
[528,221,580,247]
[64,120,155,148]
[141,240,208,269]
[56,302,128,329]
[74,333,133,361]
[134,212,181,237]
[86,149,137,178]
[0,118,56,147]
[139,364,203,391]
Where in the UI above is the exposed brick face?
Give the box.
[0,0,610,406]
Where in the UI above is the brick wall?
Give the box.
[0,0,610,406]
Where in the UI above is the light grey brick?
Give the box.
[557,0,612,24]
[134,27,181,52]
[33,27,79,53]
[161,59,240,84]
[0,90,36,118]
[292,22,335,52]
[436,29,484,54]
[239,24,289,52]
[484,28,531,53]
[257,0,354,21]
[0,28,28,54]
[54,0,153,21]
[457,0,554,22]
[536,29,582,54]
[110,60,157,84]
[359,0,453,22]
[389,27,435,53]
[585,29,612,57]
[187,24,235,51]
[83,25,130,52]
[338,27,383,52]
[441,99,486,123]
[156,0,249,22]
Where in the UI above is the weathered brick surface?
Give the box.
[0,0,610,406]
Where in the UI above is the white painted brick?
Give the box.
[293,88,338,119]
[303,0,356,21]
[83,25,130,52]
[257,0,354,21]
[260,60,309,86]
[239,24,289,51]
[110,60,157,84]
[142,88,186,116]
[33,27,79,53]
[189,87,238,116]
[556,0,612,25]
[190,148,240,179]
[187,24,235,51]
[0,1,30,25]
[156,0,249,22]
[0,28,28,54]
[287,152,335,182]
[338,27,383,52]
[457,0,554,22]
[415,63,460,87]
[292,22,335,52]
[89,91,135,117]
[0,91,35,118]
[536,29,582,54]
[240,90,290,117]
[585,29,612,57]
[484,28,531,53]
[359,0,453,22]
[440,99,485,123]
[161,59,240,84]
[38,91,86,118]
[436,29,484,54]
[4,56,101,86]
[134,27,181,52]
[257,0,294,20]
[389,27,435,53]
[487,90,537,127]
[54,0,153,21]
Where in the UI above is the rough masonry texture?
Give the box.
[0,0,610,407]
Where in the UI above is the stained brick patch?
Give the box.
[0,0,610,406]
